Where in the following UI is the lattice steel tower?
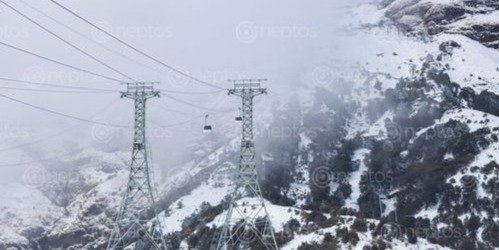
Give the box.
[213,79,278,250]
[107,82,166,250]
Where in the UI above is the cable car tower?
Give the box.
[213,79,278,250]
[107,82,166,250]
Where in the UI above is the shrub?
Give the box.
[352,218,368,232]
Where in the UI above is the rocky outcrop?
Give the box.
[384,0,466,31]
[449,23,499,48]
[384,0,499,48]
[474,90,499,116]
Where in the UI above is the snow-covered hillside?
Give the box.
[0,0,497,249]
[147,1,498,249]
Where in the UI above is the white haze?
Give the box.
[0,0,375,183]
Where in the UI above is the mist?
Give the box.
[1,0,498,249]
[0,0,375,182]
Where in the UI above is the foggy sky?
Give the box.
[0,0,375,182]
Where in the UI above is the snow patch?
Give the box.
[344,149,371,211]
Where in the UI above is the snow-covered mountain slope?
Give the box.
[383,0,498,48]
[155,1,499,246]
[162,1,498,249]
[0,0,497,249]
[0,184,63,249]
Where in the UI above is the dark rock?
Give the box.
[384,0,497,48]
[83,203,104,216]
[439,40,461,54]
[453,24,499,49]
[39,229,87,250]
[21,226,45,240]
[380,0,396,8]
[423,4,466,25]
[459,87,476,105]
[473,91,499,116]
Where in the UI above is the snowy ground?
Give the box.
[281,215,453,250]
[159,166,232,234]
[0,0,497,249]
[344,149,371,211]
[0,183,63,246]
[208,199,306,232]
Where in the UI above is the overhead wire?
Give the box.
[0,85,115,94]
[15,0,170,81]
[0,41,123,83]
[0,0,136,82]
[0,98,130,166]
[157,88,225,95]
[48,0,225,90]
[150,102,193,116]
[162,93,233,113]
[0,78,236,135]
[0,112,222,166]
[0,94,230,165]
[0,91,222,142]
[0,97,123,153]
[0,76,231,116]
[0,77,118,92]
[150,114,206,129]
[0,93,129,128]
[0,148,87,166]
[18,0,226,96]
[20,0,231,97]
[0,1,240,166]
[11,0,231,97]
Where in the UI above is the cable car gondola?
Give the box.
[235,107,242,121]
[203,114,212,133]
